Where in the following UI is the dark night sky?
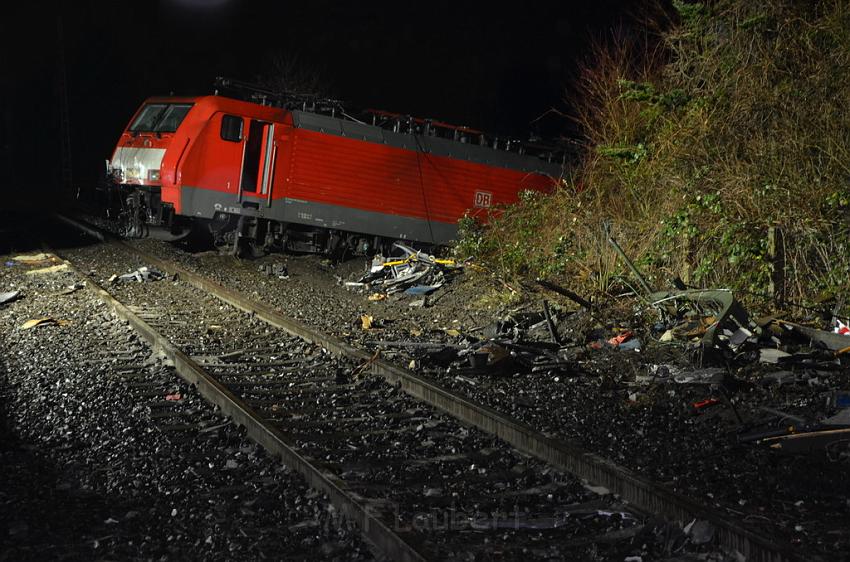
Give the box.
[1,0,649,197]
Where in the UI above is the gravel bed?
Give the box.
[0,247,370,560]
[57,239,677,560]
[110,236,850,559]
[425,356,850,548]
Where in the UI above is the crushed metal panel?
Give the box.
[649,289,749,346]
[762,427,850,454]
[778,320,850,351]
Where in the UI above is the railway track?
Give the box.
[2,230,368,559]
[53,213,809,562]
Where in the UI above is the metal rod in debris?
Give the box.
[603,221,653,297]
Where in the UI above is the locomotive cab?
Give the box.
[107,98,196,238]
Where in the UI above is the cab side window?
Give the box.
[221,115,243,142]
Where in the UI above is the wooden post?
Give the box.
[681,232,692,285]
[768,226,785,306]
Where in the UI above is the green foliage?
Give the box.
[597,143,647,163]
[673,0,705,25]
[618,79,657,103]
[453,214,486,259]
[455,0,850,309]
[739,14,768,30]
[825,188,850,210]
[618,79,690,109]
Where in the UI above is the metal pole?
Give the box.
[603,221,653,297]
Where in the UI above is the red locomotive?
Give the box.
[107,79,562,255]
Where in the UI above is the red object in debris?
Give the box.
[607,331,633,347]
[692,398,720,411]
[165,393,182,401]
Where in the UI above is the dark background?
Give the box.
[1,0,653,201]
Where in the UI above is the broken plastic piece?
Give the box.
[762,427,850,454]
[684,519,715,545]
[20,317,71,330]
[608,331,633,347]
[759,348,791,364]
[780,320,850,351]
[404,284,442,296]
[112,266,165,284]
[25,264,69,275]
[12,253,52,262]
[56,284,84,296]
[0,290,21,305]
[692,398,721,411]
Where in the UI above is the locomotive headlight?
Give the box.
[148,169,161,181]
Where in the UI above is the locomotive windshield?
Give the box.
[129,103,193,133]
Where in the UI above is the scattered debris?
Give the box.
[25,263,70,276]
[346,242,462,301]
[377,247,850,476]
[109,266,165,284]
[54,283,84,296]
[759,348,790,364]
[537,279,593,310]
[20,317,71,330]
[0,290,21,305]
[404,284,442,296]
[12,253,53,263]
[683,519,715,545]
[778,320,850,351]
[258,262,289,279]
[762,428,850,454]
[648,289,750,348]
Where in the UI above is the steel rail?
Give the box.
[51,244,426,562]
[54,212,812,562]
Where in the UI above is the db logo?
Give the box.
[474,191,493,208]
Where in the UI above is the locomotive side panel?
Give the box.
[279,110,560,244]
[167,101,290,219]
[414,148,557,225]
[178,112,245,205]
[282,128,438,241]
[279,127,558,244]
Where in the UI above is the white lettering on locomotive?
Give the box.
[213,203,241,214]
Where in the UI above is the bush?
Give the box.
[455,0,850,310]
